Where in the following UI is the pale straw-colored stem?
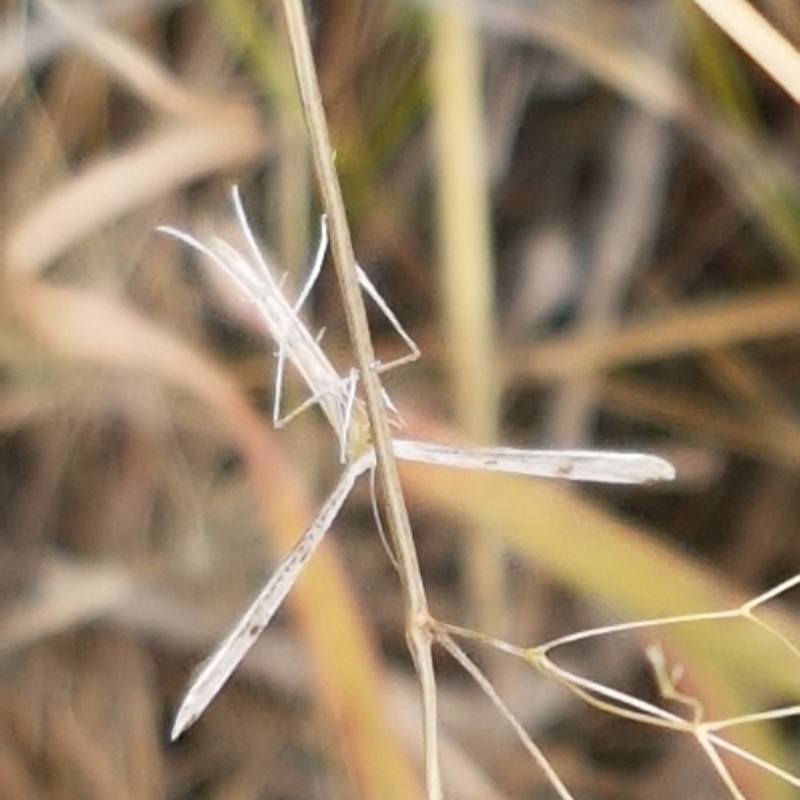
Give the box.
[278,2,441,798]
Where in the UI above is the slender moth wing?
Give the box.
[171,452,375,740]
[391,439,675,485]
[159,210,350,442]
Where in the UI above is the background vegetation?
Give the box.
[1,1,799,798]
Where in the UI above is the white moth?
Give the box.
[162,190,676,740]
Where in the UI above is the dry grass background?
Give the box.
[1,0,800,798]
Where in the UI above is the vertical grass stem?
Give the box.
[278,2,441,797]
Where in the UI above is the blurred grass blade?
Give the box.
[691,0,800,103]
[7,119,266,276]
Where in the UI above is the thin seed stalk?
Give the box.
[278,2,442,798]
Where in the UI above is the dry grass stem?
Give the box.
[430,4,507,652]
[435,570,800,798]
[691,0,800,103]
[277,1,442,795]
